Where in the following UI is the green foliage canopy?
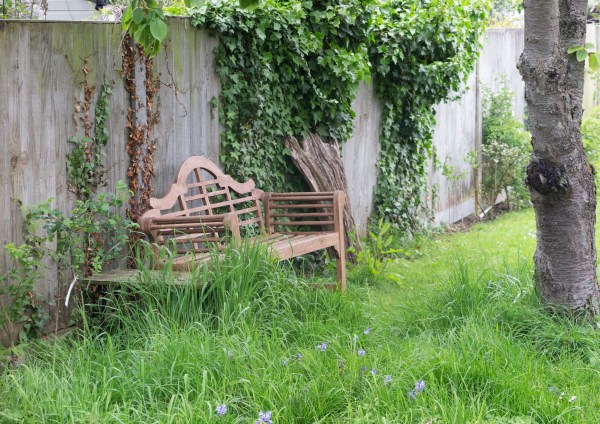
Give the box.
[189,0,488,230]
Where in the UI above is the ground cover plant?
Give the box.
[4,209,600,422]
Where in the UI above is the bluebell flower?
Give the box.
[215,404,227,416]
[384,375,392,385]
[256,410,272,424]
[360,366,368,372]
[415,380,425,392]
[317,342,327,352]
[282,358,288,366]
[357,348,365,357]
[364,328,372,335]
[370,368,377,375]
[296,353,303,360]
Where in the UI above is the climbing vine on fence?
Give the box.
[369,1,488,229]
[0,67,134,344]
[189,0,487,230]
[192,0,372,192]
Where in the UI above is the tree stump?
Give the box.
[285,134,361,262]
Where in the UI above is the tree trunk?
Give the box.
[518,0,599,314]
[285,134,361,262]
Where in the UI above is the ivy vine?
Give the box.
[1,69,134,345]
[67,79,112,200]
[189,0,487,230]
[370,1,488,229]
[192,0,371,192]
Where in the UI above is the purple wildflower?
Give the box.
[384,375,392,385]
[317,342,327,352]
[408,389,417,400]
[415,380,425,393]
[282,358,288,366]
[363,328,372,335]
[296,353,303,360]
[256,410,272,424]
[360,366,368,372]
[357,348,365,357]
[370,368,377,375]
[215,404,227,416]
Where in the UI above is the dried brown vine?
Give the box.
[122,34,160,224]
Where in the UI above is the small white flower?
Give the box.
[569,395,577,403]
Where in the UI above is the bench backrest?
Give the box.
[148,156,264,230]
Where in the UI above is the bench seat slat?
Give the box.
[271,220,335,227]
[262,232,339,260]
[268,203,334,209]
[271,212,333,218]
[270,191,335,196]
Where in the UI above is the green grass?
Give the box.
[3,209,600,423]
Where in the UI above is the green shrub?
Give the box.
[480,79,531,211]
[348,219,403,286]
[582,105,600,169]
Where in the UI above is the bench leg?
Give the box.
[336,254,346,293]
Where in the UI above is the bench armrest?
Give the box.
[262,191,345,234]
[140,213,241,245]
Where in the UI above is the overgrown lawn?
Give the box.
[3,209,600,422]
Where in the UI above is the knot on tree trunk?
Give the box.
[526,158,569,195]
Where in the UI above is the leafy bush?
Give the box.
[582,105,600,169]
[0,0,46,19]
[479,79,531,211]
[348,219,403,286]
[0,184,135,343]
[190,0,488,232]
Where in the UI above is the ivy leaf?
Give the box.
[184,0,205,6]
[133,24,148,44]
[150,18,168,43]
[122,5,133,30]
[239,0,259,9]
[576,49,588,62]
[590,52,600,71]
[132,8,145,25]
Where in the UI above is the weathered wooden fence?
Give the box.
[3,20,593,343]
[429,28,526,224]
[0,19,221,343]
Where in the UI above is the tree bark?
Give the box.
[518,0,599,314]
[285,134,361,262]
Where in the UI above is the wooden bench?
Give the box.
[137,156,347,292]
